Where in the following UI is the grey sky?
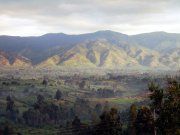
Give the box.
[0,0,180,36]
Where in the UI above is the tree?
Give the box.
[3,123,14,135]
[148,79,180,134]
[148,82,163,114]
[23,108,42,127]
[6,95,14,112]
[148,82,163,135]
[79,80,86,89]
[72,116,81,134]
[55,89,62,100]
[103,101,110,112]
[128,104,137,135]
[94,103,102,115]
[91,112,99,124]
[6,95,18,122]
[155,79,180,134]
[135,106,155,135]
[95,108,122,135]
[34,94,45,111]
[42,78,48,87]
[37,94,44,104]
[3,125,11,135]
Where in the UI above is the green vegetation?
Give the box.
[110,98,141,104]
[0,72,179,135]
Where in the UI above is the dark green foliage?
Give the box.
[103,101,110,112]
[128,104,137,135]
[6,95,14,112]
[135,106,155,135]
[72,116,81,129]
[94,107,122,135]
[3,125,13,135]
[148,82,163,111]
[42,78,48,87]
[79,80,86,89]
[148,79,180,134]
[0,122,14,135]
[6,95,19,123]
[55,89,62,100]
[2,82,10,86]
[23,108,42,127]
[157,79,179,134]
[37,94,44,104]
[0,74,179,134]
[96,88,116,98]
[71,116,82,135]
[94,103,102,115]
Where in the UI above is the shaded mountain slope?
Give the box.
[0,31,179,70]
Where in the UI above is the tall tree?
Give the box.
[72,116,81,135]
[156,79,180,134]
[95,107,122,135]
[94,103,102,115]
[79,80,86,89]
[42,78,48,87]
[148,82,163,135]
[55,89,62,100]
[135,106,155,135]
[6,95,14,112]
[128,104,137,135]
[6,95,18,122]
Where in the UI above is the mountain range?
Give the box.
[0,30,179,70]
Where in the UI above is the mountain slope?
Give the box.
[0,31,179,70]
[38,40,178,69]
[0,50,31,67]
[0,51,10,66]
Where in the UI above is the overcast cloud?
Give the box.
[0,0,180,36]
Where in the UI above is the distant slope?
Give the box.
[0,51,10,66]
[0,30,179,70]
[131,31,180,51]
[0,50,32,67]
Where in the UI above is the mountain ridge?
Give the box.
[0,30,179,70]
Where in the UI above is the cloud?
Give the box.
[0,0,180,36]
